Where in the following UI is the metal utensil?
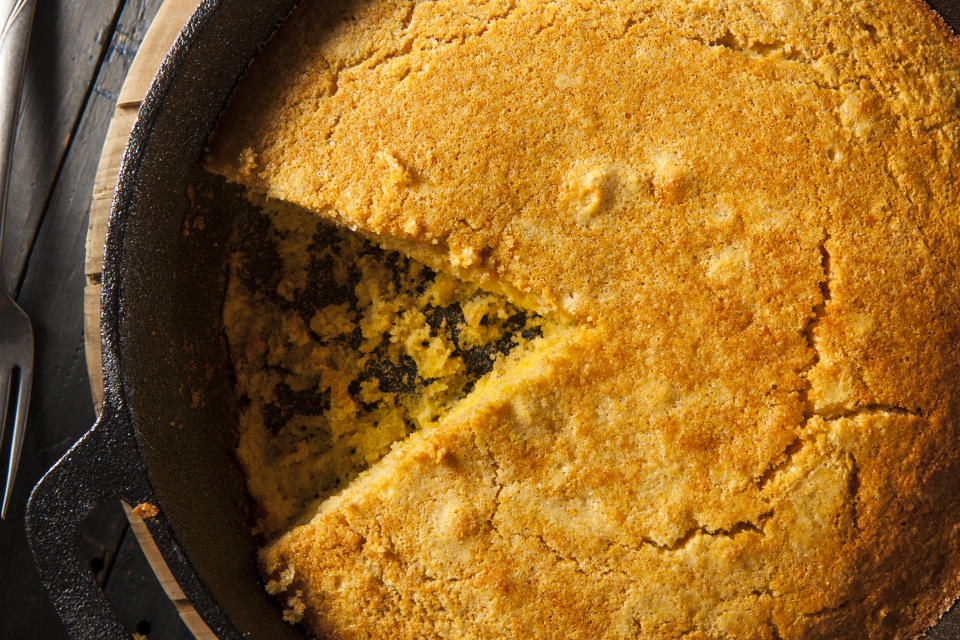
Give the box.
[0,0,36,519]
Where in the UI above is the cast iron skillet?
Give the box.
[21,0,960,638]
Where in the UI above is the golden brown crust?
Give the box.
[910,0,960,53]
[208,1,960,638]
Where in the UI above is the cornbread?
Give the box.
[207,1,960,638]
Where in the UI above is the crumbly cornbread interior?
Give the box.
[207,1,960,638]
[223,192,560,535]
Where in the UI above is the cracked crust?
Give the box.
[207,1,960,638]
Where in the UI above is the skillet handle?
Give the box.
[26,401,153,640]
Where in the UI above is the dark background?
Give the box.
[0,0,193,637]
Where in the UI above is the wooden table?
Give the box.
[0,1,201,638]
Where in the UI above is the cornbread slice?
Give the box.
[207,0,960,638]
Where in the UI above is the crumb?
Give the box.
[265,566,295,595]
[282,592,306,624]
[132,503,159,519]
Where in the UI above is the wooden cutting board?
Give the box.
[82,1,217,638]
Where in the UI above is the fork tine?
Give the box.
[1,366,29,519]
[0,366,11,483]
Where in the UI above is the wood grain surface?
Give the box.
[0,1,204,638]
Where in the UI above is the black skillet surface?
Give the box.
[21,0,960,638]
